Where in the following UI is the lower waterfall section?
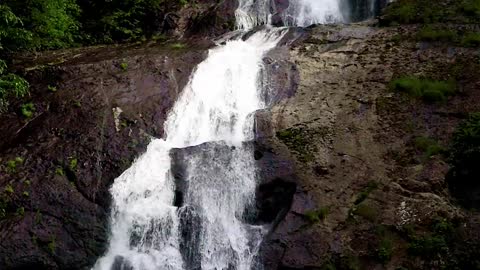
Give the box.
[94,29,286,270]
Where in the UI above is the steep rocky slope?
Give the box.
[256,24,480,269]
[1,2,479,270]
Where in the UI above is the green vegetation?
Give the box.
[48,237,56,254]
[15,206,25,217]
[447,112,480,208]
[55,167,65,176]
[5,157,23,173]
[120,62,128,71]
[417,26,456,42]
[276,127,327,162]
[170,42,186,50]
[20,102,35,118]
[0,0,191,111]
[47,85,57,92]
[390,76,456,103]
[461,32,480,47]
[354,181,378,205]
[4,184,14,194]
[381,0,480,26]
[413,136,445,159]
[352,204,378,221]
[405,218,455,258]
[69,157,78,171]
[304,207,329,223]
[377,237,394,263]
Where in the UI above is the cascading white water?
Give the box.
[281,0,343,26]
[94,29,285,270]
[236,0,344,29]
[95,1,344,270]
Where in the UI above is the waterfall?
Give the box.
[94,1,345,270]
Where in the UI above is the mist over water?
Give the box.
[95,1,344,270]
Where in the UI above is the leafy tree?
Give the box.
[0,5,29,112]
[4,0,80,50]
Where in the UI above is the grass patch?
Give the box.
[304,207,329,223]
[47,85,57,92]
[390,76,456,103]
[461,32,480,47]
[276,127,324,162]
[377,237,394,263]
[354,181,379,205]
[55,167,65,176]
[119,62,128,71]
[5,157,24,174]
[447,112,480,208]
[380,0,480,25]
[353,204,378,222]
[417,26,457,42]
[20,103,35,118]
[414,136,445,159]
[170,43,186,50]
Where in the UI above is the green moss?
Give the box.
[22,191,29,197]
[304,207,329,223]
[377,238,394,263]
[414,136,445,159]
[170,43,186,50]
[20,102,35,118]
[120,62,128,71]
[354,181,378,205]
[353,204,378,222]
[4,184,14,194]
[381,0,480,25]
[48,237,56,254]
[417,26,457,42]
[55,167,65,176]
[461,32,480,47]
[47,85,57,92]
[390,76,456,103]
[276,127,325,162]
[69,157,78,171]
[15,206,24,217]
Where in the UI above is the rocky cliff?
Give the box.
[1,1,480,270]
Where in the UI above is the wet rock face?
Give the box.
[0,44,208,269]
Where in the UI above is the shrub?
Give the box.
[409,235,448,256]
[390,76,456,103]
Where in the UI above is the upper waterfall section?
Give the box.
[235,0,344,29]
[235,0,387,29]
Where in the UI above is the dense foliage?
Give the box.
[381,0,480,25]
[448,113,480,208]
[0,0,188,112]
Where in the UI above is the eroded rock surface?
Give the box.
[0,43,208,269]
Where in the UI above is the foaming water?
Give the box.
[281,0,343,26]
[236,0,344,29]
[94,29,285,270]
